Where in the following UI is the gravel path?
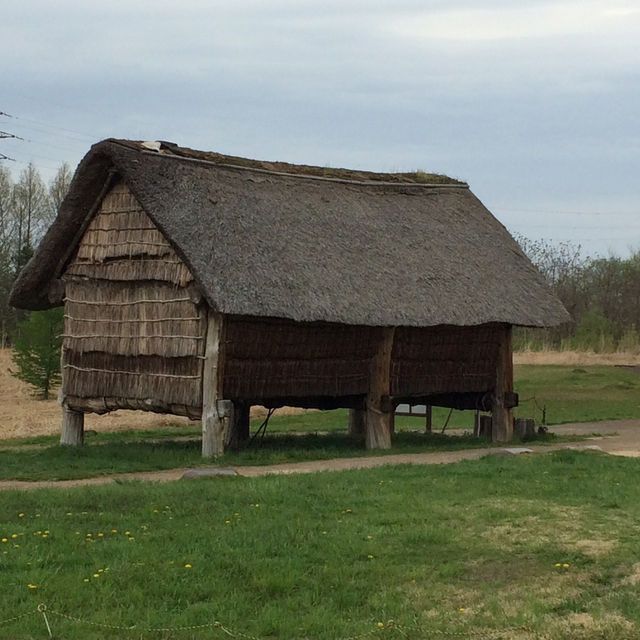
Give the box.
[1,420,638,492]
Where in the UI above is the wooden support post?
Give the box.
[492,325,514,443]
[61,406,84,446]
[425,405,433,434]
[226,402,251,451]
[348,408,366,437]
[365,327,395,450]
[202,310,226,457]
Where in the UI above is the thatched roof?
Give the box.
[11,139,569,327]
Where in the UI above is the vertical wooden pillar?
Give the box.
[59,341,85,446]
[492,325,514,443]
[365,327,395,450]
[202,310,226,457]
[226,402,251,451]
[348,408,366,437]
[61,406,85,446]
[425,405,432,434]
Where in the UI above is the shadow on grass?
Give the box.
[0,429,575,482]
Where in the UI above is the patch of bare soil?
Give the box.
[0,349,304,440]
[514,350,640,366]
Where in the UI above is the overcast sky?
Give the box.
[2,0,639,257]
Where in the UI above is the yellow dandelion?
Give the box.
[367,554,374,560]
[125,531,131,536]
[366,535,373,540]
[111,529,118,534]
[555,563,561,567]
[322,531,327,535]
[18,513,24,518]
[98,569,104,573]
[345,508,352,514]
[459,608,465,613]
[27,584,37,590]
[377,622,384,628]
[11,534,18,539]
[83,578,89,583]
[93,573,100,579]
[97,533,104,538]
[153,509,159,513]
[225,520,231,525]
[1,538,7,543]
[128,537,135,542]
[184,563,192,569]
[42,534,48,539]
[86,533,92,537]
[66,512,72,516]
[563,563,570,568]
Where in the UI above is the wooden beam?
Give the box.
[348,408,366,437]
[201,310,226,457]
[60,406,84,446]
[425,405,433,434]
[226,402,250,451]
[365,327,395,450]
[492,325,514,443]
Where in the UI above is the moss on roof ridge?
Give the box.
[110,139,465,185]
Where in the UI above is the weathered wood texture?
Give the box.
[425,405,433,433]
[61,181,205,416]
[202,311,225,457]
[365,327,395,450]
[492,325,514,443]
[60,407,84,446]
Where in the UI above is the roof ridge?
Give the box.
[108,139,469,187]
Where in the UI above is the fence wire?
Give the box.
[0,604,541,639]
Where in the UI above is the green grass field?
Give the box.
[0,364,637,482]
[2,451,640,639]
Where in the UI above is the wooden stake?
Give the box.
[492,325,514,443]
[365,327,395,450]
[60,406,84,446]
[425,405,433,434]
[348,408,366,437]
[201,310,226,457]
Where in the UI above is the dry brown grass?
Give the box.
[514,350,640,366]
[0,349,302,440]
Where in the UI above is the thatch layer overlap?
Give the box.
[11,139,569,328]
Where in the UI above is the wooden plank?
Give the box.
[365,327,395,449]
[348,408,366,437]
[201,310,226,457]
[425,405,432,434]
[492,325,514,443]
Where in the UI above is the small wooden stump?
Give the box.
[515,418,536,441]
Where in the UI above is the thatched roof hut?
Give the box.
[11,139,568,455]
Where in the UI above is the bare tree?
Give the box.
[49,162,72,216]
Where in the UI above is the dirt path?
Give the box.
[1,420,639,492]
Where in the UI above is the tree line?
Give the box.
[0,161,71,348]
[515,236,640,352]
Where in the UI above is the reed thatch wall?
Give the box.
[222,316,501,408]
[223,317,379,401]
[391,324,501,399]
[61,180,205,415]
